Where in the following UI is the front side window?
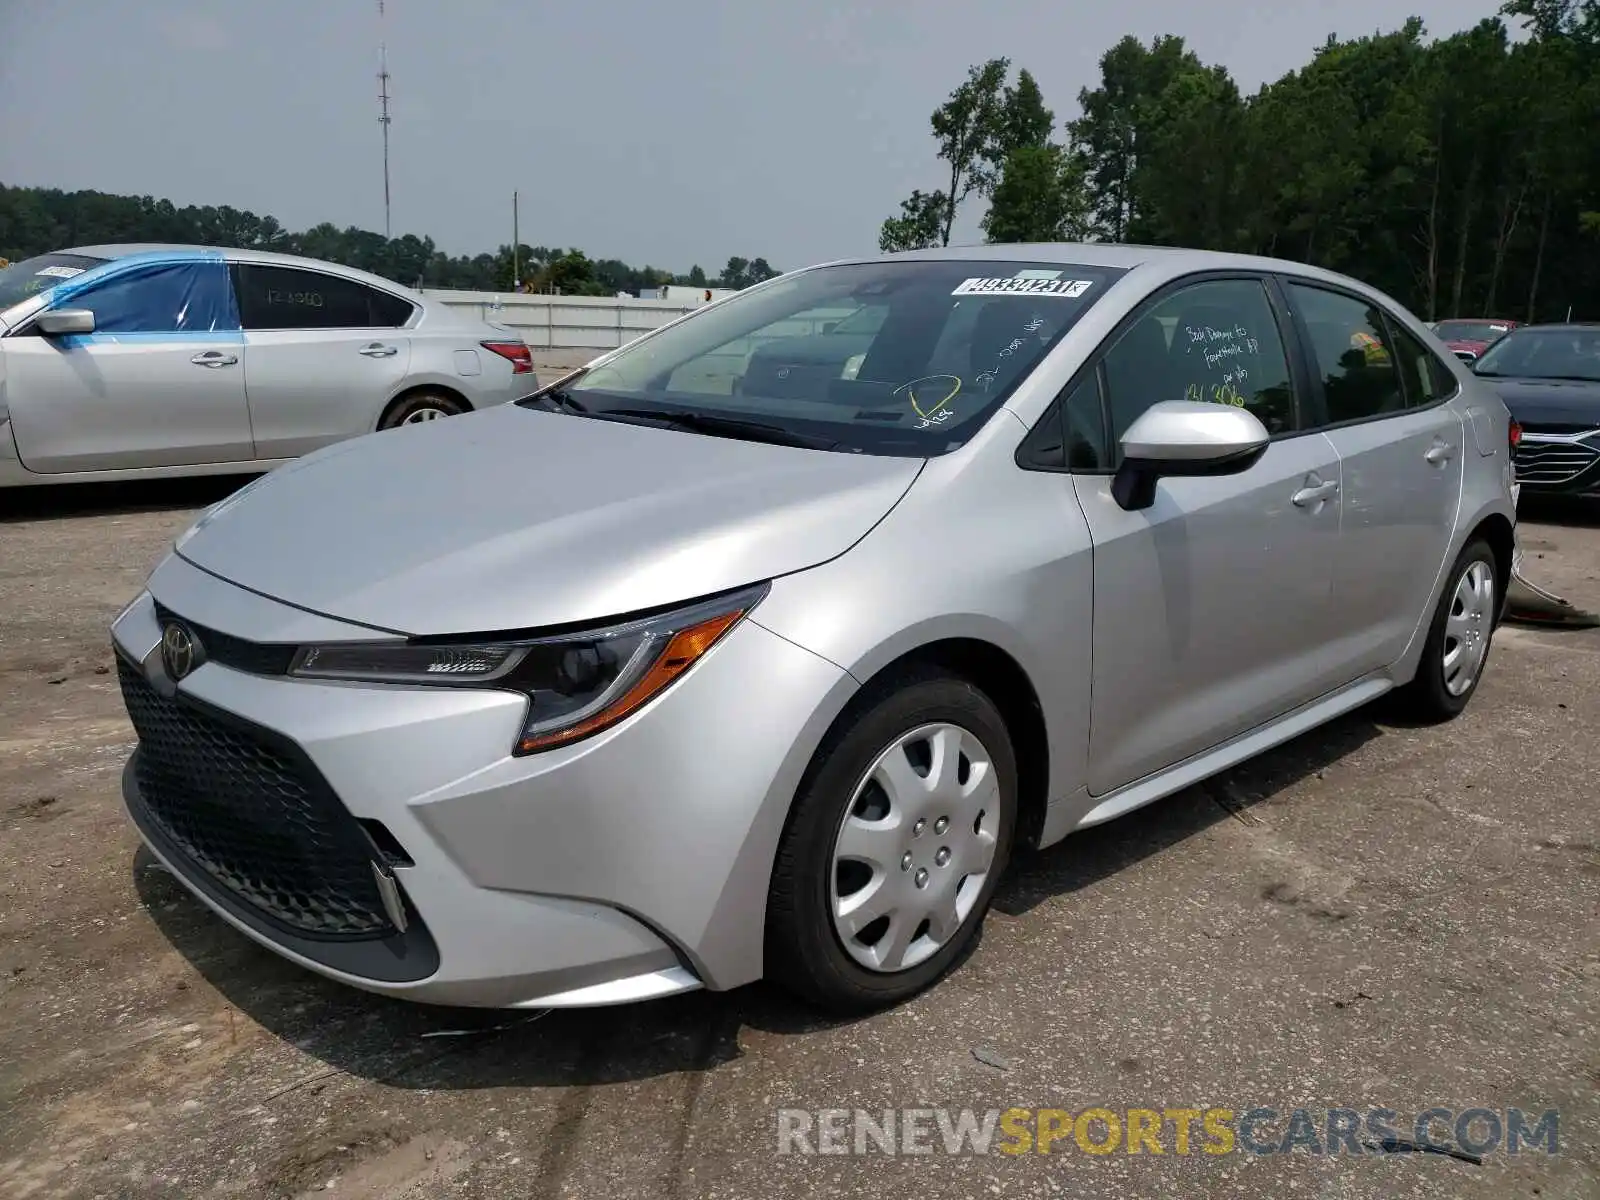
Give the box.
[1474,327,1600,383]
[1288,284,1404,424]
[1100,277,1295,446]
[540,259,1124,456]
[233,264,415,331]
[46,260,237,335]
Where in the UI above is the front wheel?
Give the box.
[765,669,1017,1013]
[1395,538,1498,721]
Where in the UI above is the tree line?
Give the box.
[882,0,1600,322]
[0,183,779,297]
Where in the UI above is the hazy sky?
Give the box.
[0,0,1507,272]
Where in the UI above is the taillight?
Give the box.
[1509,419,1522,452]
[482,340,533,374]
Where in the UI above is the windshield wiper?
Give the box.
[535,388,589,413]
[593,407,844,451]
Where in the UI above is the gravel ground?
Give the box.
[0,453,1595,1200]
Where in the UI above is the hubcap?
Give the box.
[1443,559,1495,697]
[401,407,447,424]
[829,722,1002,974]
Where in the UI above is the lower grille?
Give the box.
[1515,440,1600,486]
[117,658,396,939]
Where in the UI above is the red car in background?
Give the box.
[1431,318,1520,363]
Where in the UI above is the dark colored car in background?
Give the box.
[1473,323,1600,496]
[1433,317,1519,363]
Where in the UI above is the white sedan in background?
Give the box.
[0,244,533,486]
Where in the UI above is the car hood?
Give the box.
[1477,377,1600,431]
[176,404,924,635]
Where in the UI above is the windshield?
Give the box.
[1474,327,1600,382]
[0,253,108,312]
[1436,320,1512,343]
[527,259,1123,456]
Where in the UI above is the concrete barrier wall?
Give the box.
[423,290,699,350]
[423,290,860,356]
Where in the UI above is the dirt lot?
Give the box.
[1,461,1596,1198]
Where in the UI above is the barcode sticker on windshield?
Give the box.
[35,265,85,279]
[952,277,1093,298]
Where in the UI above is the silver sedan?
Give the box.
[0,244,532,486]
[109,243,1517,1012]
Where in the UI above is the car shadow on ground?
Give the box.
[1517,494,1600,528]
[0,475,252,523]
[131,708,1389,1094]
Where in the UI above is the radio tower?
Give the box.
[378,0,393,238]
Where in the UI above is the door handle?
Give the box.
[1425,440,1455,465]
[359,343,398,358]
[1291,480,1339,508]
[190,351,238,368]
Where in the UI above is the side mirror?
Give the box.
[35,308,96,336]
[1112,400,1270,511]
[821,321,840,334]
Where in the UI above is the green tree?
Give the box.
[982,145,1090,243]
[878,189,947,253]
[996,69,1055,158]
[928,58,1012,243]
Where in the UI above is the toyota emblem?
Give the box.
[161,621,202,680]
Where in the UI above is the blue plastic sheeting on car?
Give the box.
[40,250,243,344]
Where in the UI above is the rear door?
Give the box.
[1282,281,1464,676]
[1072,275,1348,795]
[2,256,252,472]
[232,263,415,458]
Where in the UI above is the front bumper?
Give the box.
[1514,434,1600,496]
[112,553,853,1007]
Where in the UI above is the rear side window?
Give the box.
[1287,284,1404,424]
[232,264,416,331]
[1100,277,1296,445]
[49,260,238,334]
[1386,319,1456,407]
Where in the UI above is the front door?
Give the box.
[1284,282,1465,675]
[1076,276,1347,795]
[3,258,252,473]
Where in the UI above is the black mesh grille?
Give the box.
[118,658,396,939]
[153,601,296,676]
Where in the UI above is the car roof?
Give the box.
[814,241,1410,301]
[59,243,421,298]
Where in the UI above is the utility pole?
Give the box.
[378,1,393,239]
[512,190,520,291]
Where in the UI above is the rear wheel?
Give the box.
[379,390,467,429]
[1395,538,1498,721]
[765,669,1017,1013]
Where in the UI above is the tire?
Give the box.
[765,668,1018,1013]
[1394,538,1499,722]
[379,390,468,430]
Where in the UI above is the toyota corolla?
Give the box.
[111,244,1518,1012]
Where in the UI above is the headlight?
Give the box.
[287,583,768,754]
